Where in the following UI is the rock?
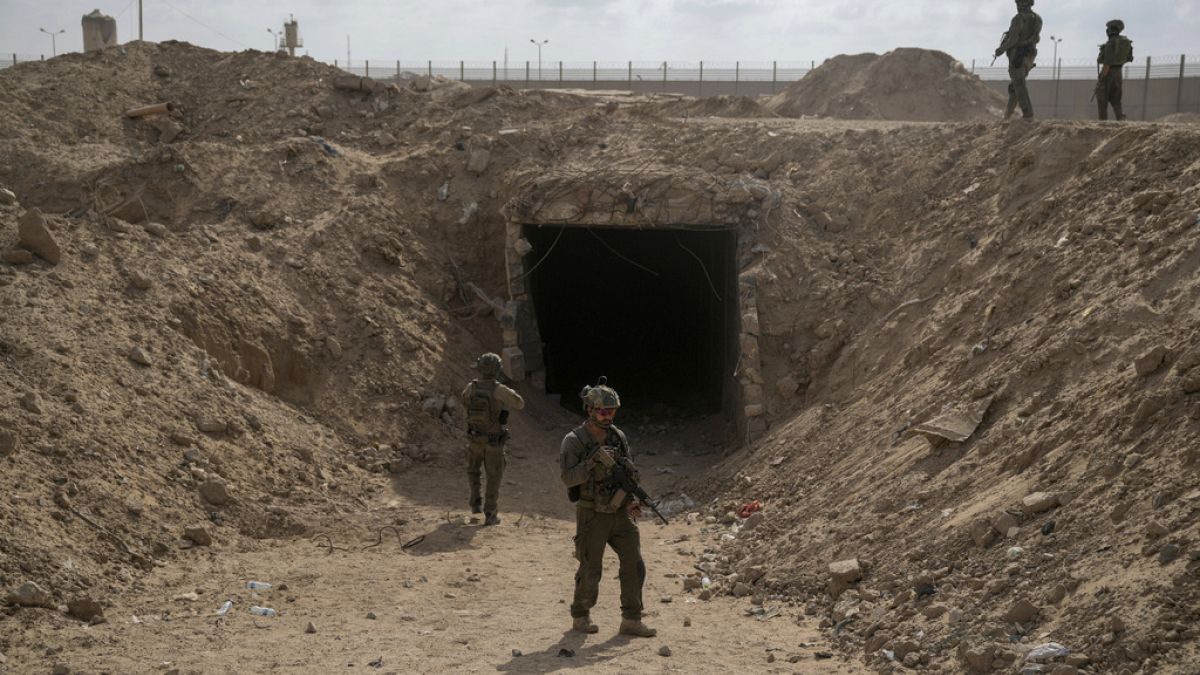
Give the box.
[1004,599,1040,623]
[1146,521,1169,540]
[157,120,184,144]
[775,375,799,398]
[732,582,753,597]
[170,433,196,447]
[991,512,1019,536]
[195,417,227,434]
[18,208,62,264]
[961,643,997,673]
[366,611,377,619]
[658,645,672,657]
[924,604,949,619]
[20,391,44,414]
[129,270,154,290]
[6,580,54,608]
[305,621,317,634]
[466,149,492,175]
[903,651,922,668]
[1,249,34,264]
[698,589,712,601]
[128,346,153,366]
[743,512,765,531]
[1159,544,1181,564]
[199,479,230,506]
[183,526,213,546]
[67,596,104,622]
[52,664,70,675]
[893,639,920,659]
[326,336,343,360]
[0,429,17,457]
[828,558,863,597]
[1021,492,1059,515]
[1180,371,1200,395]
[511,649,522,657]
[0,187,16,205]
[1133,346,1169,376]
[970,519,998,548]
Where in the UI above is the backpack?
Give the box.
[465,380,498,432]
[1114,37,1134,64]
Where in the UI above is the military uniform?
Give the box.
[995,1,1043,120]
[560,423,646,623]
[461,354,524,524]
[1096,21,1134,121]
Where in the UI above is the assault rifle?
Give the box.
[593,447,670,525]
[991,32,1008,66]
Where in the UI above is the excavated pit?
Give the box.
[523,225,739,416]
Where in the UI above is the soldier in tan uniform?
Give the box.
[994,0,1043,120]
[560,377,656,638]
[461,353,524,526]
[1096,20,1134,121]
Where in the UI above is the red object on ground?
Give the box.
[738,500,763,519]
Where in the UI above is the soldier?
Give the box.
[1096,20,1134,121]
[560,377,656,638]
[994,0,1043,120]
[460,353,524,526]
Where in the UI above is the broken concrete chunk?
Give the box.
[1021,492,1059,515]
[466,149,492,175]
[2,249,34,265]
[912,396,994,446]
[1003,599,1040,623]
[183,525,213,546]
[969,519,998,548]
[199,479,230,505]
[128,346,153,366]
[0,187,17,205]
[828,558,863,597]
[6,581,54,608]
[67,596,105,622]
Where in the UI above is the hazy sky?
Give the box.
[2,0,1195,65]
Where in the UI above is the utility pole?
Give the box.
[1049,36,1063,118]
[39,28,65,56]
[266,28,278,52]
[346,35,351,70]
[530,38,548,81]
[138,0,143,41]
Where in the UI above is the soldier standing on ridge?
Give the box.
[1096,20,1135,121]
[560,377,657,638]
[994,0,1043,120]
[461,353,524,526]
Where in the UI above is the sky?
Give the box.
[1,0,1196,66]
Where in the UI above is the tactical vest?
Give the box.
[465,380,500,435]
[1008,12,1042,64]
[1102,37,1134,66]
[570,425,630,514]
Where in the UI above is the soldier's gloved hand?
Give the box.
[626,500,643,519]
[994,48,1004,58]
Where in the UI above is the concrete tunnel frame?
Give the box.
[496,172,780,443]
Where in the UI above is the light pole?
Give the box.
[1049,36,1063,118]
[266,28,278,52]
[530,39,548,81]
[39,28,65,56]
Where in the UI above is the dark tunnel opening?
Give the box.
[524,225,739,418]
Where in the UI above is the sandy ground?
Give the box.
[2,398,866,674]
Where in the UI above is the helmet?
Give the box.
[580,376,621,410]
[475,352,501,378]
[1016,0,1033,6]
[1106,19,1124,34]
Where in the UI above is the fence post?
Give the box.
[1179,54,1186,113]
[811,59,815,71]
[334,59,338,68]
[628,61,632,87]
[365,60,369,77]
[971,59,975,74]
[11,54,15,66]
[1141,55,1151,120]
[1052,58,1061,118]
[460,60,464,81]
[699,61,704,97]
[525,61,530,88]
[772,61,777,94]
[593,61,597,82]
[493,60,497,82]
[427,60,432,77]
[559,60,563,82]
[397,60,400,77]
[662,60,667,92]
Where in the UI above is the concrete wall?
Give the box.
[467,77,1200,121]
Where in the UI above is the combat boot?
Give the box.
[484,512,501,526]
[470,498,482,514]
[571,615,599,634]
[618,618,657,638]
[1113,102,1127,121]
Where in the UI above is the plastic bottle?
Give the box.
[249,606,277,617]
[246,581,272,591]
[701,576,712,589]
[216,600,233,616]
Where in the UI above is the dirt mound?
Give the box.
[644,94,777,119]
[1157,112,1200,124]
[766,48,1005,121]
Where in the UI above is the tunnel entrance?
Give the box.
[523,225,739,417]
